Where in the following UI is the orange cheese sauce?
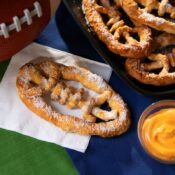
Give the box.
[142,108,175,161]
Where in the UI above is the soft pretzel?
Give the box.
[16,60,131,137]
[121,0,175,34]
[82,0,152,59]
[154,33,175,49]
[125,33,175,86]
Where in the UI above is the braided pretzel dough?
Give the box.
[125,33,175,86]
[121,0,175,34]
[16,60,130,137]
[82,0,152,59]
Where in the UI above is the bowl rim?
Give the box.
[138,99,175,164]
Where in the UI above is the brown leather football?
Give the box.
[0,0,59,61]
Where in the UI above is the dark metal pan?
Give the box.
[62,0,175,97]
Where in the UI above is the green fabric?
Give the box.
[0,60,78,175]
[0,59,10,81]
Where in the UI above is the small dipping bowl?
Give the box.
[138,100,175,164]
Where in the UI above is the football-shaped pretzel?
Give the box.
[125,33,175,86]
[121,0,175,34]
[16,60,131,137]
[82,0,152,59]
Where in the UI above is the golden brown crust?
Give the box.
[121,0,175,34]
[82,0,152,59]
[154,33,175,49]
[125,33,175,86]
[125,52,175,86]
[16,60,131,137]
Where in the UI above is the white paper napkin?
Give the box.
[0,43,112,152]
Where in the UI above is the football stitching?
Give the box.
[0,1,43,39]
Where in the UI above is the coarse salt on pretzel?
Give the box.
[16,60,130,137]
[121,0,175,34]
[125,33,175,86]
[82,0,152,59]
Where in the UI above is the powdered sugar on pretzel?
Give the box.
[121,0,175,34]
[16,60,130,137]
[82,0,152,59]
[125,33,175,86]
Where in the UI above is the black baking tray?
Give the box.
[62,0,175,97]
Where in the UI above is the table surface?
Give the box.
[0,2,175,175]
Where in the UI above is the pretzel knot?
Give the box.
[122,0,175,34]
[82,0,152,59]
[16,60,130,137]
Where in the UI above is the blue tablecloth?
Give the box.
[36,3,175,175]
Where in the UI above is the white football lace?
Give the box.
[0,1,43,38]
